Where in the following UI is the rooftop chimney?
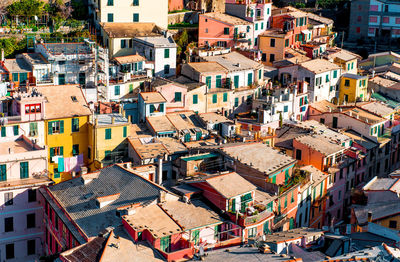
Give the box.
[367,211,372,223]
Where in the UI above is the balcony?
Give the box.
[37,78,54,85]
[157,239,194,261]
[243,208,272,226]
[0,115,22,125]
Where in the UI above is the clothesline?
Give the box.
[52,154,84,173]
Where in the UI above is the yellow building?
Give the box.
[328,49,360,74]
[338,74,369,104]
[88,113,130,170]
[36,85,92,183]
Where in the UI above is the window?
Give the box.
[255,23,258,30]
[107,0,113,5]
[270,54,275,62]
[105,128,112,140]
[5,217,13,232]
[164,64,170,75]
[20,162,29,179]
[107,13,114,22]
[326,74,329,83]
[133,0,139,5]
[25,104,41,114]
[50,147,63,162]
[6,243,14,259]
[72,118,79,132]
[27,213,35,229]
[285,39,289,47]
[48,120,64,135]
[0,164,6,181]
[224,27,229,35]
[72,144,79,156]
[27,239,35,255]
[284,105,288,113]
[164,49,170,58]
[133,13,139,22]
[105,150,111,161]
[233,75,239,88]
[216,75,222,88]
[193,94,198,104]
[369,16,377,23]
[270,38,275,47]
[247,72,253,86]
[357,16,362,22]
[114,85,120,96]
[122,126,127,138]
[175,92,182,102]
[333,70,338,78]
[88,147,92,160]
[206,76,212,89]
[1,126,5,137]
[5,192,13,206]
[382,16,389,23]
[389,220,397,229]
[295,149,302,160]
[28,189,36,202]
[160,236,171,252]
[223,92,228,102]
[345,79,350,87]
[234,97,239,107]
[248,227,257,238]
[212,94,217,104]
[121,39,127,48]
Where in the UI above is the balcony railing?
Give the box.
[37,78,54,85]
[244,208,272,226]
[273,213,287,224]
[0,115,22,125]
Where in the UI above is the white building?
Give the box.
[279,59,342,103]
[35,40,97,87]
[133,35,177,78]
[88,0,168,29]
[0,136,51,262]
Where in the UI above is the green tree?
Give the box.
[7,0,45,22]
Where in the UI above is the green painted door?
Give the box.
[58,74,65,85]
[160,236,171,252]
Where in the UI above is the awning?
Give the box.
[301,29,311,35]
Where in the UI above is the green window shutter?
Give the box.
[247,73,253,86]
[133,13,139,22]
[206,76,212,88]
[13,125,19,136]
[175,92,182,102]
[150,104,155,113]
[123,126,127,137]
[20,162,29,179]
[59,120,64,134]
[224,27,229,35]
[0,164,6,181]
[234,97,239,107]
[107,13,114,22]
[193,94,198,104]
[216,75,222,88]
[105,128,112,140]
[326,74,329,82]
[48,122,52,135]
[234,75,239,88]
[1,126,5,137]
[164,49,170,58]
[60,146,64,156]
[258,69,262,79]
[159,104,164,112]
[72,118,79,132]
[129,84,134,93]
[107,0,113,5]
[255,23,258,30]
[223,92,228,102]
[212,94,217,104]
[133,0,139,5]
[50,148,54,159]
[284,195,287,208]
[115,85,120,96]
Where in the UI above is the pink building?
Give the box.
[168,0,184,12]
[0,135,50,261]
[151,77,188,112]
[199,12,254,49]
